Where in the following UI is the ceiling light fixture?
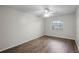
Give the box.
[43,12,52,17]
[42,8,56,18]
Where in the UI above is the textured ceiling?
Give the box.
[3,5,77,16]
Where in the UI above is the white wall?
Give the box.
[0,6,44,51]
[45,13,76,39]
[76,6,79,50]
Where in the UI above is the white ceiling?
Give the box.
[3,5,78,16]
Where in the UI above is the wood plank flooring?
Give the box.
[1,36,78,53]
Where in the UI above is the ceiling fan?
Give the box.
[41,6,56,18]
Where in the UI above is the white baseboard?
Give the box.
[45,35,74,40]
[0,35,44,52]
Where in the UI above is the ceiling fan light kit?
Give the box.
[42,7,56,18]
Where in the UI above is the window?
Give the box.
[52,20,63,30]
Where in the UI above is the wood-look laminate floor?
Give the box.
[1,36,78,53]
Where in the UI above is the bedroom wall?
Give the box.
[0,6,44,51]
[76,6,79,50]
[44,13,76,39]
